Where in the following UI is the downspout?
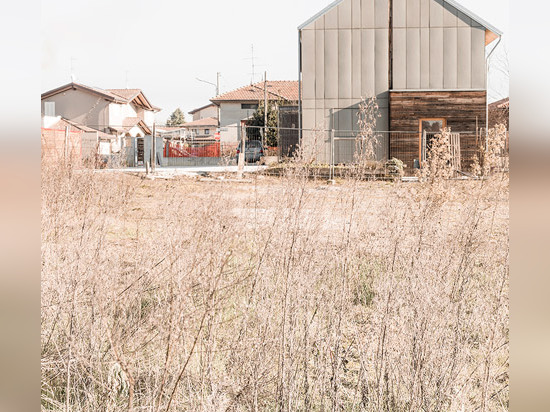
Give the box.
[485,36,502,131]
[298,28,302,144]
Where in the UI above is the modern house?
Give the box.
[298,0,502,168]
[41,82,161,153]
[210,80,299,143]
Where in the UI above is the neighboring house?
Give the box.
[189,103,219,121]
[41,115,114,161]
[156,126,191,140]
[210,80,299,143]
[488,97,509,129]
[182,117,219,139]
[41,82,161,153]
[299,0,502,168]
[157,117,218,140]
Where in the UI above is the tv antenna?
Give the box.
[250,44,255,84]
[70,56,77,82]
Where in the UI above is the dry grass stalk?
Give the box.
[41,148,508,411]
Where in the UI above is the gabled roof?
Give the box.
[41,82,126,103]
[444,0,502,36]
[42,116,114,139]
[298,0,343,30]
[489,97,509,109]
[298,0,502,38]
[41,82,161,112]
[107,88,161,112]
[189,103,216,115]
[183,117,218,128]
[109,117,152,135]
[211,81,299,104]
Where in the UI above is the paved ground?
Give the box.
[95,165,269,177]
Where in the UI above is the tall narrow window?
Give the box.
[44,101,55,117]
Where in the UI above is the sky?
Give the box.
[41,0,509,123]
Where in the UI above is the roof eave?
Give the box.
[444,0,503,36]
[298,0,343,30]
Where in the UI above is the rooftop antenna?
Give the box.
[250,44,255,84]
[70,56,76,83]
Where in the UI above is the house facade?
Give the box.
[183,117,219,139]
[41,82,161,153]
[210,81,299,143]
[189,103,219,122]
[299,0,502,168]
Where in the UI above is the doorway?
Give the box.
[419,118,446,165]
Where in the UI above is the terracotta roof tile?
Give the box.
[106,89,142,101]
[183,117,218,127]
[211,81,299,103]
[45,117,114,139]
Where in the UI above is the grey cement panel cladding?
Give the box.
[300,0,489,153]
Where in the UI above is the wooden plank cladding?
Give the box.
[389,90,486,171]
[389,90,486,132]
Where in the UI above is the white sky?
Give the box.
[41,0,509,123]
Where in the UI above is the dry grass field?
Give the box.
[41,130,509,411]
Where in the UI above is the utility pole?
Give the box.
[264,71,268,147]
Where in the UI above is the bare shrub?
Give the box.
[472,124,509,177]
[419,127,454,183]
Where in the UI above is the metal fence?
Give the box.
[118,125,508,176]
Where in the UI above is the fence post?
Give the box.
[237,124,246,179]
[330,128,335,181]
[64,126,69,161]
[151,123,156,173]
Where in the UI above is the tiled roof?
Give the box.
[41,82,161,112]
[109,117,152,134]
[183,117,218,127]
[211,81,299,103]
[45,117,114,139]
[189,103,216,114]
[106,89,142,101]
[489,97,509,109]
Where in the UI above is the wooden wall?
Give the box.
[389,90,486,171]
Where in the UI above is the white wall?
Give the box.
[108,103,138,128]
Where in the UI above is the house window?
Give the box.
[44,101,55,117]
[241,103,258,110]
[204,129,210,135]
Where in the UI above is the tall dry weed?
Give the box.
[41,147,508,411]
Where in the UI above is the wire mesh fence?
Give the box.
[42,122,509,177]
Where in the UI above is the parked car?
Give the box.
[235,140,265,163]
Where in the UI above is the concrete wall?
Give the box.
[42,89,110,131]
[300,0,489,162]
